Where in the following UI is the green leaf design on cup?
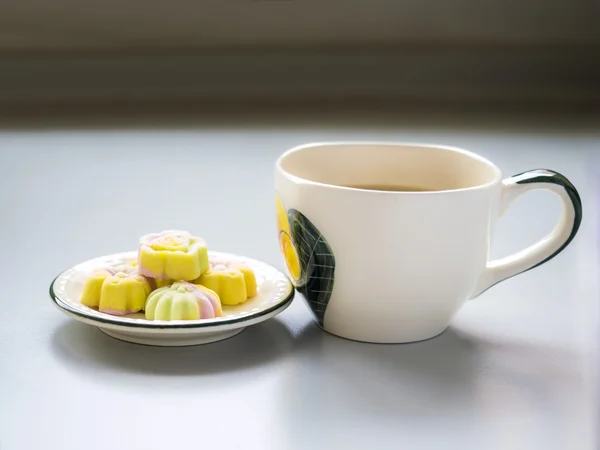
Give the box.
[288,209,335,324]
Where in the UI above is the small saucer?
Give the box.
[49,251,294,346]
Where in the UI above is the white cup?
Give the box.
[275,142,582,343]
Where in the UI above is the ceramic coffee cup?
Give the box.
[274,142,582,343]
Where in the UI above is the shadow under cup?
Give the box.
[274,142,581,344]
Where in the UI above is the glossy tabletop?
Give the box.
[0,110,597,450]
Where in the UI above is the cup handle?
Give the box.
[470,169,582,298]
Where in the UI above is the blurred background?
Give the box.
[1,4,599,450]
[0,0,599,114]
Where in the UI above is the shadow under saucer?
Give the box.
[51,318,294,379]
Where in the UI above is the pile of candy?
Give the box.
[79,230,257,321]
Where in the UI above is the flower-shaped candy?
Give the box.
[196,258,257,306]
[138,230,209,281]
[125,258,173,289]
[80,265,151,316]
[145,282,222,321]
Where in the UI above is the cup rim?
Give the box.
[276,141,503,194]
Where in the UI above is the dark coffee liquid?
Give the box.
[343,183,434,192]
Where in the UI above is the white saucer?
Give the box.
[49,251,295,346]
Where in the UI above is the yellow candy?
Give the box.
[80,265,151,316]
[196,259,257,306]
[153,278,173,289]
[199,270,246,306]
[236,264,257,298]
[138,230,209,281]
[99,273,151,315]
[80,269,112,308]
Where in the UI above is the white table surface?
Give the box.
[0,111,598,450]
